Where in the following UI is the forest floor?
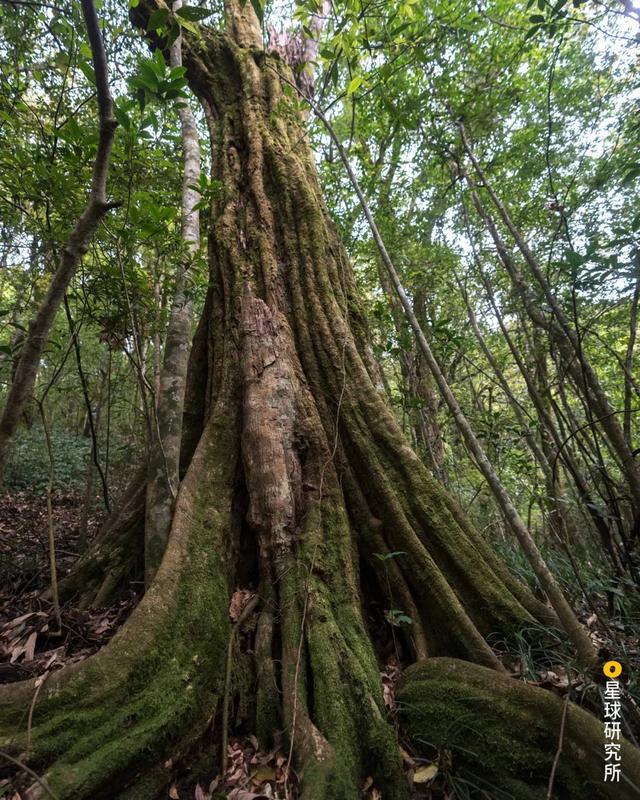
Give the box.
[0,491,444,798]
[0,489,137,683]
[1,490,639,799]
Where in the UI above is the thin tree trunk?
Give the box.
[78,364,108,550]
[454,269,553,485]
[377,265,446,481]
[0,0,118,483]
[477,259,624,573]
[459,124,640,512]
[64,297,110,512]
[624,265,640,448]
[38,400,62,635]
[144,0,202,586]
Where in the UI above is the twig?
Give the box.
[38,399,62,636]
[0,750,60,800]
[63,296,110,511]
[546,693,569,799]
[27,670,51,755]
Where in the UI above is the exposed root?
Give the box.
[398,658,640,799]
[0,408,237,799]
[237,287,407,798]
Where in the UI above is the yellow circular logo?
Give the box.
[603,660,622,679]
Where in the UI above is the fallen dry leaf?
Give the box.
[24,631,37,662]
[414,763,438,784]
[251,765,276,783]
[229,588,254,622]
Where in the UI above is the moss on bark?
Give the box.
[398,658,640,799]
[0,405,237,798]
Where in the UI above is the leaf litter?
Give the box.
[0,489,136,684]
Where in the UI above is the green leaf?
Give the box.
[565,250,584,268]
[346,75,363,96]
[153,48,166,70]
[176,16,200,36]
[147,8,169,32]
[175,5,212,21]
[113,103,131,131]
[385,609,413,627]
[373,551,406,561]
[54,51,70,70]
[622,166,640,185]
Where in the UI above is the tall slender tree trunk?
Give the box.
[624,264,640,449]
[144,0,202,585]
[377,266,446,481]
[78,363,108,550]
[476,258,623,572]
[313,98,595,668]
[454,269,553,485]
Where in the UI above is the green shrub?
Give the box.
[4,427,90,491]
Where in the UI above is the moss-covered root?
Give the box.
[397,658,640,800]
[273,546,408,800]
[0,408,237,799]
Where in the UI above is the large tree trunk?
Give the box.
[0,5,583,798]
